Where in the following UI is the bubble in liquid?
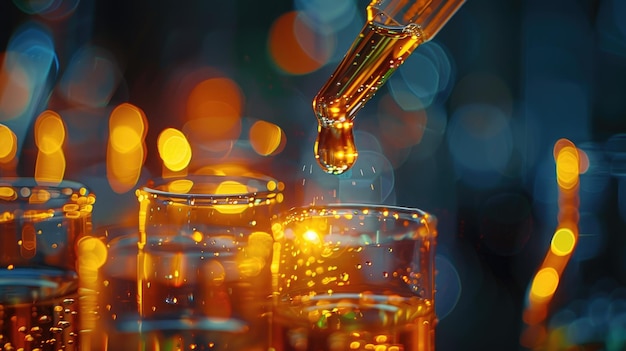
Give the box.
[165,296,179,305]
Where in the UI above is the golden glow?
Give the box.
[77,236,108,269]
[238,256,265,277]
[157,128,192,172]
[247,231,274,259]
[0,124,17,163]
[556,146,579,190]
[108,103,146,153]
[271,242,281,274]
[34,151,66,184]
[550,228,576,256]
[166,179,194,194]
[29,189,51,204]
[524,138,581,337]
[107,145,144,193]
[213,180,249,214]
[303,229,321,244]
[375,335,388,343]
[249,120,285,156]
[107,103,147,193]
[35,111,65,154]
[530,267,559,300]
[191,230,203,243]
[34,110,65,184]
[109,103,147,140]
[271,222,284,241]
[216,180,248,195]
[110,125,142,153]
[0,186,17,201]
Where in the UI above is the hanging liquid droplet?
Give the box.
[314,121,357,175]
[311,17,425,175]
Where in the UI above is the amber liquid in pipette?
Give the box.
[313,18,425,175]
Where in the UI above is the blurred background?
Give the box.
[2,0,626,349]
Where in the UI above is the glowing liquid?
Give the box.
[136,232,272,349]
[274,296,434,351]
[0,214,82,350]
[272,239,435,351]
[0,293,79,351]
[313,19,424,174]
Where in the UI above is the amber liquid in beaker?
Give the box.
[313,19,424,174]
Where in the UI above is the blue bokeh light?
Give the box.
[447,103,513,189]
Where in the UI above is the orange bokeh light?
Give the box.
[0,124,17,163]
[186,77,243,122]
[530,267,560,301]
[214,180,250,214]
[249,120,286,156]
[109,103,147,153]
[34,110,66,184]
[268,11,327,75]
[550,228,576,256]
[106,103,147,193]
[157,128,192,172]
[183,78,243,160]
[523,138,581,348]
[555,145,579,190]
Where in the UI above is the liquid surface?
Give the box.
[313,20,424,174]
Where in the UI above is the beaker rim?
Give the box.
[140,174,283,201]
[277,202,436,224]
[0,177,91,203]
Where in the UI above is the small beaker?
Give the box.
[271,203,437,351]
[0,177,95,350]
[135,174,283,350]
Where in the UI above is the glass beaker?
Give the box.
[0,177,95,350]
[135,174,283,350]
[271,203,437,351]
